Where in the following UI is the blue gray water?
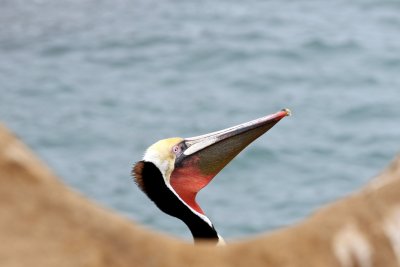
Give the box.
[1,0,400,241]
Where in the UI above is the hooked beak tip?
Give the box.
[282,108,292,117]
[280,108,292,117]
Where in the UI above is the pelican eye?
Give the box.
[172,144,182,154]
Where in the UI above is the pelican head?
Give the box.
[133,109,291,244]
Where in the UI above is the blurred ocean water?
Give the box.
[1,0,399,241]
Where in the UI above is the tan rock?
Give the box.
[0,123,399,267]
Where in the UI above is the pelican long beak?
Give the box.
[169,109,291,214]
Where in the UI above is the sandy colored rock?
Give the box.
[0,123,399,267]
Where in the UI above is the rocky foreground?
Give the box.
[0,124,399,267]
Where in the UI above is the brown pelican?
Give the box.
[132,109,291,244]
